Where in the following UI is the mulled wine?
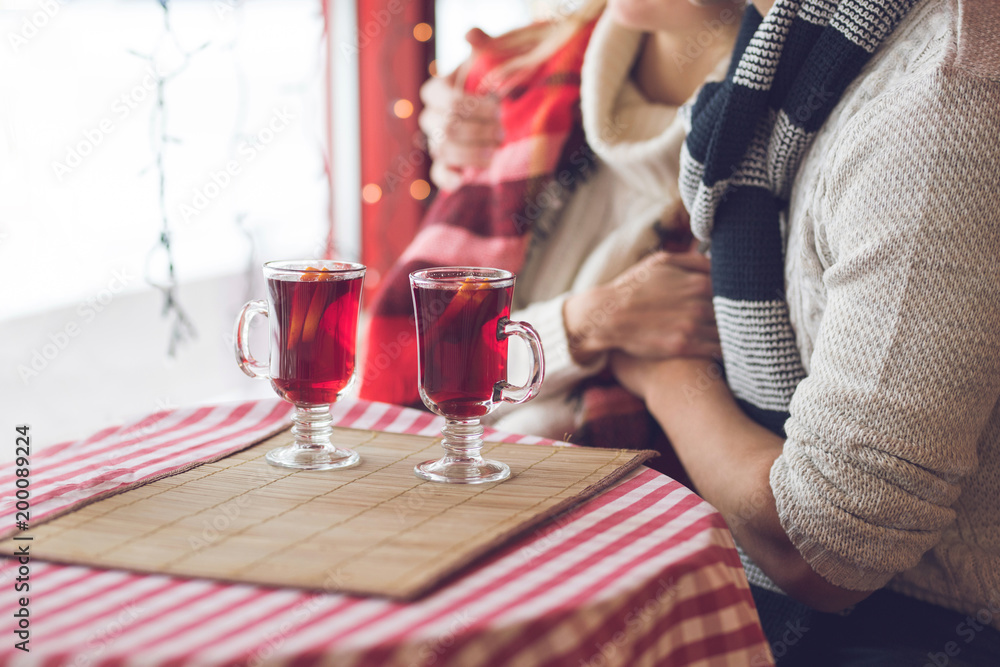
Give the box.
[413,278,513,418]
[268,270,363,405]
[409,267,544,484]
[235,260,366,471]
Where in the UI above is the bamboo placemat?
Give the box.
[0,427,654,600]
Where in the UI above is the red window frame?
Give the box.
[353,0,436,296]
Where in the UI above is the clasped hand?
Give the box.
[564,250,720,363]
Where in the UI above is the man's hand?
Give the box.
[563,251,720,365]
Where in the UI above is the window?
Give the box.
[0,0,579,446]
[1,0,330,320]
[1,0,340,443]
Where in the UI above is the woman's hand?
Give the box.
[563,251,720,365]
[419,29,503,191]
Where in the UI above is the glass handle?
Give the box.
[496,317,545,405]
[234,299,270,380]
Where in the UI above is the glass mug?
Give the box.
[235,260,365,471]
[410,267,544,484]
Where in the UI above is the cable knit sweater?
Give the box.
[501,0,1000,629]
[487,13,720,438]
[752,0,1000,626]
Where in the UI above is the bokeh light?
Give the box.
[413,23,433,42]
[409,179,431,200]
[362,183,382,204]
[392,99,414,119]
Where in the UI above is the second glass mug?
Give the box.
[410,267,545,484]
[234,260,365,471]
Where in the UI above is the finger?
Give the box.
[422,114,500,157]
[418,107,451,144]
[630,261,713,299]
[421,81,501,130]
[695,323,720,344]
[682,273,715,299]
[691,302,718,326]
[622,319,719,359]
[658,251,712,274]
[684,340,724,362]
[465,28,494,50]
[653,334,723,362]
[445,117,503,145]
[436,141,495,169]
[448,93,501,123]
[419,75,460,110]
[429,162,462,192]
[674,323,722,361]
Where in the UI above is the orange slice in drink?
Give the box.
[287,267,329,348]
[434,276,492,333]
[301,267,340,343]
[300,266,324,282]
[300,288,328,344]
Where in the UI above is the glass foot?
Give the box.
[266,404,361,471]
[414,457,510,484]
[266,444,360,471]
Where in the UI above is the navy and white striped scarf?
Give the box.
[680,0,917,435]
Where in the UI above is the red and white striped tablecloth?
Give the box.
[0,399,773,667]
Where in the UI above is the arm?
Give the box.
[612,354,871,611]
[563,250,720,365]
[509,250,721,396]
[615,73,1000,611]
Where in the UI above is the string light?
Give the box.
[409,179,431,200]
[413,22,433,42]
[369,20,432,218]
[136,0,205,356]
[362,183,383,203]
[392,99,414,119]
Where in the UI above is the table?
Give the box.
[0,399,773,666]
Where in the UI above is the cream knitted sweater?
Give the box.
[758,0,1000,625]
[487,13,705,438]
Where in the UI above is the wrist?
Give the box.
[563,286,616,365]
[644,358,729,433]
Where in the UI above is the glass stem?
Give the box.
[441,419,485,464]
[292,405,334,451]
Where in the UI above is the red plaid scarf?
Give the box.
[358,19,693,485]
[359,20,597,407]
